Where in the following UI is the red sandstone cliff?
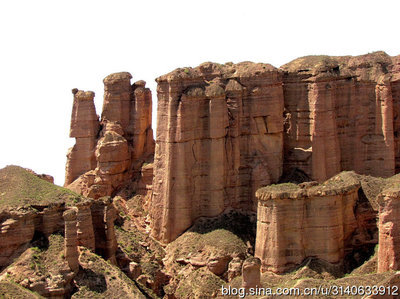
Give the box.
[282,52,400,182]
[377,187,400,273]
[150,62,284,243]
[150,52,400,244]
[63,53,400,255]
[65,73,154,198]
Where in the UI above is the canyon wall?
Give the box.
[150,62,284,243]
[150,52,400,244]
[65,73,154,198]
[282,52,399,182]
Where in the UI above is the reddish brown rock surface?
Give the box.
[65,72,154,199]
[0,209,35,268]
[65,90,99,186]
[242,257,261,290]
[63,208,79,272]
[76,201,95,250]
[151,62,284,243]
[377,188,400,273]
[254,172,370,273]
[282,52,399,182]
[150,52,400,244]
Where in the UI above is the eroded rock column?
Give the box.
[378,188,400,272]
[281,52,396,181]
[76,200,95,250]
[63,209,79,273]
[65,90,99,185]
[90,198,117,264]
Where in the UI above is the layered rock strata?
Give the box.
[151,62,284,243]
[0,209,35,268]
[63,209,79,272]
[377,188,400,272]
[90,197,118,264]
[150,53,400,244]
[76,201,96,250]
[282,52,399,181]
[255,172,365,273]
[65,73,154,199]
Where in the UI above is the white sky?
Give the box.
[0,0,398,186]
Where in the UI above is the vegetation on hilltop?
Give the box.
[0,165,82,209]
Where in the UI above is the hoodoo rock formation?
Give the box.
[65,72,154,199]
[151,62,284,243]
[63,208,79,273]
[59,52,400,296]
[0,167,128,297]
[90,197,118,264]
[65,90,99,186]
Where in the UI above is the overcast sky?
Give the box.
[0,0,398,186]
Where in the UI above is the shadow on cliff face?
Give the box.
[279,168,312,184]
[343,187,378,273]
[30,231,50,250]
[187,209,257,253]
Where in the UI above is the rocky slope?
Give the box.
[282,52,400,182]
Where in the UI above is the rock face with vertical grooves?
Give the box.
[76,200,96,250]
[150,53,400,244]
[63,208,79,273]
[242,257,261,290]
[65,90,99,186]
[281,52,399,182]
[377,188,400,273]
[90,197,118,264]
[254,172,367,273]
[151,62,284,243]
[64,72,154,198]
